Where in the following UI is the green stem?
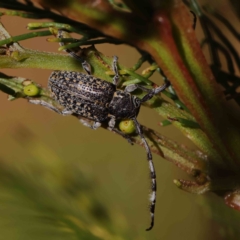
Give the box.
[0,49,83,71]
[124,69,152,85]
[0,71,207,176]
[150,98,222,165]
[27,22,90,36]
[0,43,217,168]
[0,30,51,46]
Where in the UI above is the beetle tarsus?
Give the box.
[112,55,120,86]
[109,127,134,145]
[79,118,101,130]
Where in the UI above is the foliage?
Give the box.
[0,0,239,239]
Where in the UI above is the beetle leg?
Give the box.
[30,99,102,129]
[81,60,92,75]
[29,99,73,115]
[140,81,168,103]
[62,109,74,115]
[112,56,120,86]
[124,84,139,93]
[110,127,134,145]
[79,118,101,130]
[124,80,170,103]
[108,115,116,129]
[57,30,92,75]
[132,117,156,231]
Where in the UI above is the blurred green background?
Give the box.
[1,3,237,238]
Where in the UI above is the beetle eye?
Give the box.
[134,98,141,108]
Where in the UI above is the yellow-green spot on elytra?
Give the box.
[23,84,40,96]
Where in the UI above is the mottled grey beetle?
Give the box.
[30,30,169,231]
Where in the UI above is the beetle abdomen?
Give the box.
[49,71,115,122]
[49,71,116,104]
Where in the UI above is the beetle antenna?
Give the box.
[132,118,156,231]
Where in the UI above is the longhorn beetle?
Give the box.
[30,30,169,230]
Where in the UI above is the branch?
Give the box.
[0,19,211,187]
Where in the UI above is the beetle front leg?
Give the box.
[29,99,73,115]
[132,117,156,231]
[57,30,92,75]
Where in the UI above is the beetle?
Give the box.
[30,30,169,231]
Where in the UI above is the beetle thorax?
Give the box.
[108,90,140,120]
